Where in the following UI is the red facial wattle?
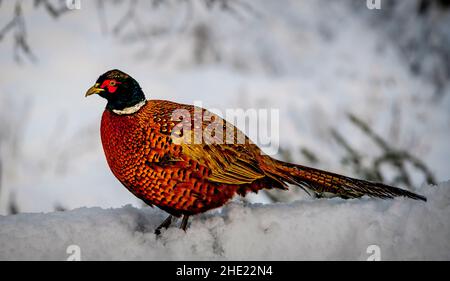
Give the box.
[100,79,121,93]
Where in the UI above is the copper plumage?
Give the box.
[86,69,426,234]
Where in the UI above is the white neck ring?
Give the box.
[112,100,146,115]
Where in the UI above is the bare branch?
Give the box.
[34,0,70,18]
[331,113,437,189]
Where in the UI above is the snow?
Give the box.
[0,0,449,260]
[0,181,448,261]
[0,0,450,260]
[0,0,449,215]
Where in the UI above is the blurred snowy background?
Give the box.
[0,0,449,216]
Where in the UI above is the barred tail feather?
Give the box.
[274,160,426,201]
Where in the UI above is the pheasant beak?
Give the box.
[85,83,105,97]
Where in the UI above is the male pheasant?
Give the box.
[86,69,426,234]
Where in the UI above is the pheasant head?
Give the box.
[85,69,146,112]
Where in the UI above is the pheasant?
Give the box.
[86,69,426,234]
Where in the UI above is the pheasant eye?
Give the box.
[99,79,121,93]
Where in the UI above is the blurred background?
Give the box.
[0,0,449,215]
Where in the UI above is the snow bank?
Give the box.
[0,182,449,261]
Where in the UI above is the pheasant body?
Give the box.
[101,100,273,216]
[87,69,426,232]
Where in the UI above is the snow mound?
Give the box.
[0,182,449,261]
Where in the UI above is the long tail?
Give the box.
[270,160,426,201]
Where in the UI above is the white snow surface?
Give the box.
[0,182,448,261]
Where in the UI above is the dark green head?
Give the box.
[85,69,146,111]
